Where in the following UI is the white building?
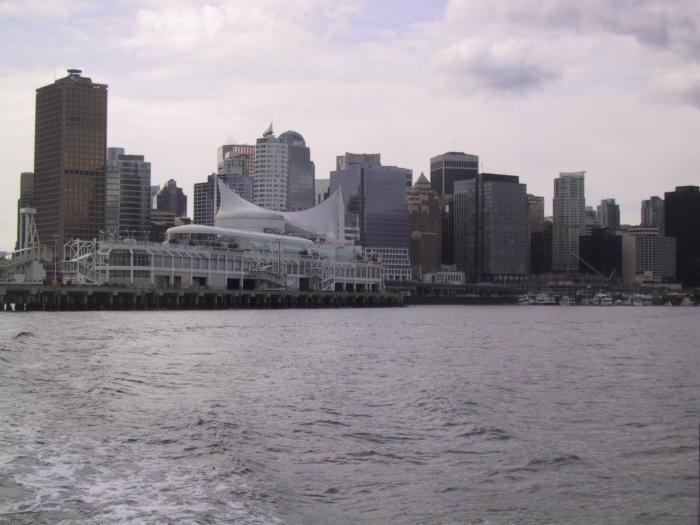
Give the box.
[552,172,586,273]
[622,227,676,284]
[254,123,288,211]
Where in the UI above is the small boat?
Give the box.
[534,292,557,305]
[681,297,694,306]
[559,295,575,306]
[593,293,613,306]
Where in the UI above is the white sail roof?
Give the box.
[215,179,345,242]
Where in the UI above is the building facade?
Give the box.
[552,172,586,273]
[429,152,479,267]
[254,124,288,211]
[33,69,107,247]
[315,179,330,205]
[664,186,700,288]
[597,198,620,231]
[15,172,34,249]
[105,148,151,240]
[279,130,315,211]
[407,174,442,279]
[454,173,528,283]
[621,227,676,285]
[156,179,187,217]
[641,196,664,230]
[527,194,545,274]
[336,152,381,170]
[330,159,412,280]
[217,144,256,178]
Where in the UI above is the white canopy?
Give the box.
[215,179,345,243]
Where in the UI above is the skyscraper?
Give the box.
[454,173,528,282]
[597,198,620,231]
[217,144,256,178]
[527,194,545,274]
[33,69,107,247]
[552,172,586,273]
[621,227,676,285]
[254,124,288,211]
[156,179,187,217]
[279,130,315,211]
[429,152,479,267]
[641,196,664,230]
[105,148,152,239]
[330,156,412,280]
[664,186,700,288]
[407,174,442,279]
[15,172,34,250]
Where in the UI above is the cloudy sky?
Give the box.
[1,0,699,250]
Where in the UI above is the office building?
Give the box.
[664,186,700,288]
[15,172,34,249]
[254,124,288,211]
[641,196,664,230]
[621,227,676,285]
[33,69,107,247]
[149,209,177,243]
[542,217,553,273]
[429,152,479,267]
[330,156,412,280]
[218,144,255,178]
[597,198,620,231]
[150,185,159,209]
[454,173,528,283]
[407,173,442,279]
[552,172,586,273]
[578,228,622,281]
[527,194,545,274]
[336,152,381,170]
[156,179,187,217]
[105,148,151,240]
[279,130,315,211]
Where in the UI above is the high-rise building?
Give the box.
[279,130,315,211]
[542,217,553,273]
[315,179,330,205]
[156,179,187,217]
[217,144,255,178]
[33,69,107,247]
[621,227,676,285]
[105,148,151,240]
[597,198,620,231]
[641,196,664,230]
[454,173,528,283]
[664,186,700,288]
[15,172,34,249]
[527,194,545,274]
[407,174,442,279]
[330,156,412,280]
[429,152,479,267]
[552,172,586,273]
[336,152,381,170]
[254,124,288,211]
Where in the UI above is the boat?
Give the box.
[592,293,613,306]
[559,295,575,306]
[681,297,694,306]
[534,292,557,305]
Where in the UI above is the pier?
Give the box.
[0,283,404,311]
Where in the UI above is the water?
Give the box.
[0,306,698,524]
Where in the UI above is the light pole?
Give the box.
[51,234,58,285]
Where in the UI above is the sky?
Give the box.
[1,0,699,251]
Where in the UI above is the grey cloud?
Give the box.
[432,39,558,95]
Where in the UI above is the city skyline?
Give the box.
[2,0,700,250]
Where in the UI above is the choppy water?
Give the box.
[0,306,698,524]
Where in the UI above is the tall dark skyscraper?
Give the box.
[664,186,700,288]
[279,130,315,211]
[429,152,479,266]
[454,173,528,283]
[33,69,108,247]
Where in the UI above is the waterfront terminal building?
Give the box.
[62,181,384,293]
